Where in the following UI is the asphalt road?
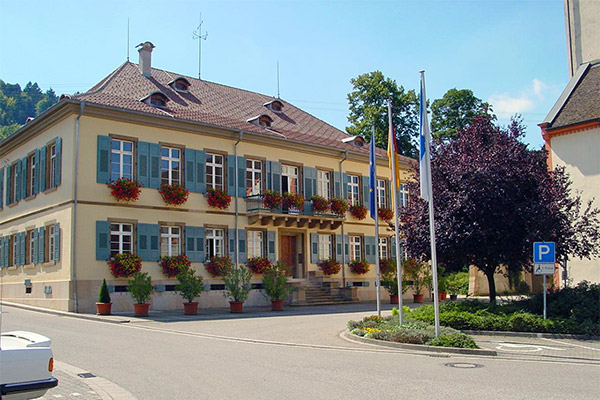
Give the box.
[2,305,599,400]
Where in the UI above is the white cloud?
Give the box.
[488,78,549,119]
[532,78,548,100]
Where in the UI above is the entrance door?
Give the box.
[280,235,297,269]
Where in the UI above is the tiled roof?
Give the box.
[74,62,407,161]
[544,61,600,130]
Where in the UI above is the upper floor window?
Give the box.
[281,165,299,194]
[160,147,181,185]
[141,92,169,108]
[246,159,263,196]
[110,223,133,257]
[377,179,387,208]
[350,235,362,261]
[111,139,134,182]
[318,234,332,260]
[205,153,224,190]
[28,153,36,197]
[378,237,388,260]
[206,228,224,259]
[317,170,331,200]
[169,77,191,92]
[247,230,264,258]
[347,175,360,206]
[399,184,409,208]
[10,162,17,204]
[48,144,57,189]
[160,226,181,257]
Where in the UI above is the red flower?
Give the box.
[348,259,370,275]
[310,195,330,213]
[349,204,368,220]
[378,207,394,222]
[159,255,191,278]
[159,183,190,206]
[317,258,341,276]
[379,258,397,274]
[330,197,348,216]
[262,190,282,210]
[282,192,305,211]
[108,253,142,278]
[246,257,272,274]
[206,188,231,210]
[205,256,233,277]
[109,178,142,202]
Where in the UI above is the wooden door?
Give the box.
[280,235,297,269]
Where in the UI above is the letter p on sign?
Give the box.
[533,242,555,263]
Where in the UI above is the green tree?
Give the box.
[36,88,58,116]
[431,88,493,142]
[346,71,418,157]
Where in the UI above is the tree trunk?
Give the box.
[485,271,496,308]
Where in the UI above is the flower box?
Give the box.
[349,204,367,220]
[317,258,341,277]
[206,188,231,209]
[205,256,233,277]
[310,195,330,213]
[109,253,142,278]
[159,183,190,206]
[348,259,370,275]
[159,255,191,278]
[109,178,142,202]
[330,197,348,216]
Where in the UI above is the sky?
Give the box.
[0,0,570,148]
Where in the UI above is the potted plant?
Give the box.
[381,271,409,304]
[96,279,112,315]
[205,255,233,277]
[402,258,432,303]
[128,272,153,317]
[282,192,305,214]
[446,271,469,300]
[206,187,231,209]
[348,259,369,275]
[175,268,205,315]
[108,177,142,202]
[379,257,397,275]
[330,197,348,216]
[349,204,367,220]
[159,183,190,206]
[310,195,330,213]
[262,190,282,210]
[160,255,191,278]
[378,207,394,222]
[438,275,448,301]
[246,256,272,274]
[223,267,253,313]
[262,261,291,311]
[108,253,142,278]
[317,258,341,277]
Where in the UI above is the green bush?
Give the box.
[176,269,205,303]
[128,272,153,304]
[223,267,253,302]
[429,333,478,349]
[98,279,111,304]
[445,272,469,295]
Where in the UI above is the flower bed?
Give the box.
[246,256,272,274]
[317,258,341,276]
[349,204,367,220]
[205,256,233,277]
[159,255,191,278]
[109,253,142,278]
[378,207,393,222]
[206,188,231,209]
[348,259,369,275]
[310,195,330,213]
[109,178,142,202]
[330,197,348,216]
[159,183,190,206]
[262,190,282,210]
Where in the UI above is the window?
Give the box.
[27,230,35,264]
[149,93,167,107]
[347,175,360,206]
[10,163,17,204]
[281,165,299,194]
[170,78,190,92]
[377,179,387,208]
[318,234,332,260]
[247,230,264,258]
[11,234,17,266]
[378,237,389,260]
[110,223,133,257]
[258,115,272,128]
[399,184,409,208]
[48,144,57,189]
[205,153,224,190]
[47,224,56,262]
[317,170,331,200]
[28,154,36,197]
[110,139,134,182]
[205,229,224,259]
[160,226,181,257]
[246,159,263,196]
[160,147,181,185]
[350,236,362,261]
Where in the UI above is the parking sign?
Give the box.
[533,242,555,263]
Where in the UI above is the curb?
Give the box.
[462,330,600,341]
[56,360,137,400]
[341,330,497,356]
[0,301,131,324]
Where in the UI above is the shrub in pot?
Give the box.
[381,271,409,304]
[128,272,154,317]
[223,267,253,313]
[262,261,292,311]
[246,256,272,274]
[402,258,432,303]
[96,278,112,315]
[176,268,205,315]
[446,271,469,300]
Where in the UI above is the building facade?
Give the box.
[0,43,413,313]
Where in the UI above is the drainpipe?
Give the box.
[339,150,349,288]
[234,131,243,268]
[72,101,84,312]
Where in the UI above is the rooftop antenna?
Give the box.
[127,18,130,62]
[277,61,280,99]
[192,13,208,80]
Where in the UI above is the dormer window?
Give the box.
[263,100,284,113]
[247,114,274,128]
[141,91,169,107]
[169,77,191,92]
[341,136,366,148]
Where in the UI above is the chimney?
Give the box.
[136,41,155,78]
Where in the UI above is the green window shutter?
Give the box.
[333,172,341,199]
[227,155,236,197]
[53,223,60,261]
[32,229,38,264]
[227,227,235,260]
[342,173,349,201]
[362,176,370,211]
[5,165,11,205]
[303,166,316,214]
[21,157,28,200]
[54,137,62,187]
[39,146,47,192]
[237,156,246,197]
[335,234,343,261]
[390,236,396,261]
[310,233,318,264]
[267,230,276,263]
[95,221,109,260]
[137,223,159,261]
[271,161,281,193]
[0,236,5,268]
[0,168,4,209]
[184,148,196,192]
[33,149,40,194]
[365,236,376,264]
[237,229,247,263]
[97,136,110,184]
[148,224,160,261]
[186,226,205,263]
[148,143,161,189]
[19,232,26,266]
[194,150,206,194]
[343,234,349,257]
[137,141,150,188]
[37,227,45,263]
[265,161,272,190]
[4,236,10,267]
[14,162,20,202]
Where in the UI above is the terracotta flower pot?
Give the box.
[271,299,284,311]
[389,294,399,304]
[229,301,243,313]
[438,292,447,301]
[134,303,150,317]
[450,294,458,301]
[413,293,424,303]
[96,302,112,316]
[183,302,199,315]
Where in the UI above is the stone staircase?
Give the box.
[290,272,360,306]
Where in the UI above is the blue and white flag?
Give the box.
[369,135,377,219]
[419,71,431,202]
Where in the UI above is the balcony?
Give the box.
[245,195,344,230]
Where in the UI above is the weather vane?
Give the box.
[192,13,208,80]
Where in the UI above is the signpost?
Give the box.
[533,242,555,319]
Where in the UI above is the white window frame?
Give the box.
[318,234,332,260]
[246,159,263,196]
[377,179,386,208]
[47,224,56,262]
[347,175,360,206]
[399,184,409,208]
[206,228,224,259]
[160,226,181,257]
[110,223,133,257]
[317,170,331,200]
[350,235,362,261]
[29,154,36,197]
[247,230,264,258]
[206,153,224,190]
[12,235,18,266]
[110,139,134,182]
[160,147,181,185]
[281,165,299,194]
[28,230,35,264]
[11,164,18,203]
[48,143,57,188]
[378,237,389,260]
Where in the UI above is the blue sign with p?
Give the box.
[533,242,555,263]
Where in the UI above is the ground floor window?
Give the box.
[110,223,133,257]
[206,228,224,259]
[11,234,17,266]
[160,226,181,257]
[350,235,362,261]
[318,234,332,260]
[27,230,35,264]
[378,237,388,260]
[247,230,264,258]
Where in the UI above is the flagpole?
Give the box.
[387,99,403,324]
[371,125,381,317]
[419,70,440,338]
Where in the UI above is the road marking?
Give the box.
[541,337,600,352]
[490,341,566,352]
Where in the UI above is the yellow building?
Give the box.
[0,42,413,313]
